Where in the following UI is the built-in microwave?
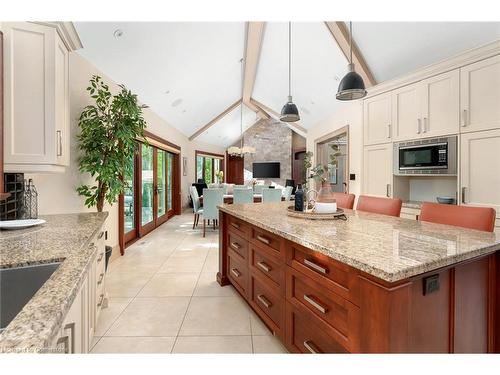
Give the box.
[393,136,457,175]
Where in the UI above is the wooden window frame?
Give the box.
[194,150,225,184]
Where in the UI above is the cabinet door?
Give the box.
[363,93,392,145]
[3,22,56,166]
[460,129,500,219]
[363,143,393,197]
[392,83,421,141]
[54,31,70,166]
[62,282,84,354]
[460,55,500,133]
[420,69,460,138]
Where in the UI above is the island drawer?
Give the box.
[286,242,359,306]
[250,226,285,260]
[286,267,359,351]
[227,214,250,238]
[285,302,349,353]
[227,231,248,260]
[228,253,248,298]
[249,245,285,292]
[249,275,284,337]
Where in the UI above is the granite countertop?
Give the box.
[0,212,108,353]
[218,202,500,283]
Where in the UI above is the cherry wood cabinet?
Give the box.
[218,211,500,353]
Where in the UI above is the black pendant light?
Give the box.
[336,22,367,101]
[280,22,300,122]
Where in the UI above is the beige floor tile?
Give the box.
[95,297,133,336]
[201,249,219,273]
[106,297,190,336]
[138,273,199,297]
[109,261,162,275]
[193,273,236,297]
[250,312,272,336]
[172,336,252,353]
[158,253,207,273]
[91,337,176,353]
[179,296,251,336]
[105,272,153,297]
[252,335,288,353]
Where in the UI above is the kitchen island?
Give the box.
[217,202,500,353]
[0,213,108,353]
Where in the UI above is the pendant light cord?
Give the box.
[349,21,353,65]
[240,57,244,149]
[288,21,292,97]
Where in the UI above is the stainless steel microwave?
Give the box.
[393,136,457,175]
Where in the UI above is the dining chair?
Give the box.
[190,186,203,229]
[202,188,224,237]
[419,202,496,232]
[233,188,254,204]
[356,195,402,217]
[262,188,282,203]
[283,186,293,201]
[234,185,249,189]
[253,185,266,195]
[331,192,356,209]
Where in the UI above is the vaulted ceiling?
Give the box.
[74,22,500,148]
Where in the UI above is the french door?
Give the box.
[123,142,176,245]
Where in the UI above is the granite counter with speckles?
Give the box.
[0,212,107,353]
[218,202,500,283]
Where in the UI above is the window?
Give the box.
[195,151,224,184]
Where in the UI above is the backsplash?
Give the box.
[0,173,24,220]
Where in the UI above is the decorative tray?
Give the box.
[286,206,347,220]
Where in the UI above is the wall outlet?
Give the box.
[423,274,440,295]
[349,173,356,181]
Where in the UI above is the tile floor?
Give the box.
[91,212,288,354]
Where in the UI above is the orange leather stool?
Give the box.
[419,202,496,232]
[356,195,402,217]
[331,192,356,209]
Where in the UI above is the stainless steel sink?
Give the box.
[0,262,60,332]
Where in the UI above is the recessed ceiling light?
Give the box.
[182,110,186,113]
[171,98,183,107]
[165,90,170,94]
[310,101,315,105]
[113,29,123,38]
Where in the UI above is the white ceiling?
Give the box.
[74,22,245,137]
[253,22,351,131]
[351,22,500,82]
[196,103,258,147]
[74,21,500,148]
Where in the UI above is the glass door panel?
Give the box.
[167,152,174,212]
[124,154,135,234]
[157,150,166,218]
[141,144,154,227]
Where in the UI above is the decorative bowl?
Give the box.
[436,197,455,205]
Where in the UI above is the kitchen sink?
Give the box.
[0,262,60,332]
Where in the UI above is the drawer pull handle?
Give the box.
[257,294,272,309]
[303,340,321,354]
[98,231,104,239]
[97,294,105,308]
[97,253,104,262]
[97,273,104,286]
[304,294,328,314]
[230,268,241,278]
[256,235,270,245]
[230,222,240,229]
[257,261,271,273]
[304,259,327,274]
[230,242,242,250]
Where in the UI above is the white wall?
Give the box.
[306,101,363,201]
[26,53,225,250]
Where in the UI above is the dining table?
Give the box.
[198,193,292,205]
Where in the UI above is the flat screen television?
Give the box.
[253,162,280,178]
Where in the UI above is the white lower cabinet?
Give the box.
[363,143,393,197]
[50,228,107,354]
[460,129,500,223]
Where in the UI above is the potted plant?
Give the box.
[216,170,224,185]
[76,75,147,212]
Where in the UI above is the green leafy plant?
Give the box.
[76,75,147,212]
[303,144,342,186]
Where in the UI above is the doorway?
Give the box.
[315,125,349,193]
[120,133,181,252]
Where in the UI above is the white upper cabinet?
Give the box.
[392,82,420,141]
[362,143,393,198]
[419,69,460,138]
[460,129,500,219]
[460,55,500,133]
[363,92,392,145]
[2,22,73,172]
[391,70,459,141]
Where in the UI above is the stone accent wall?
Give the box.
[241,118,292,186]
